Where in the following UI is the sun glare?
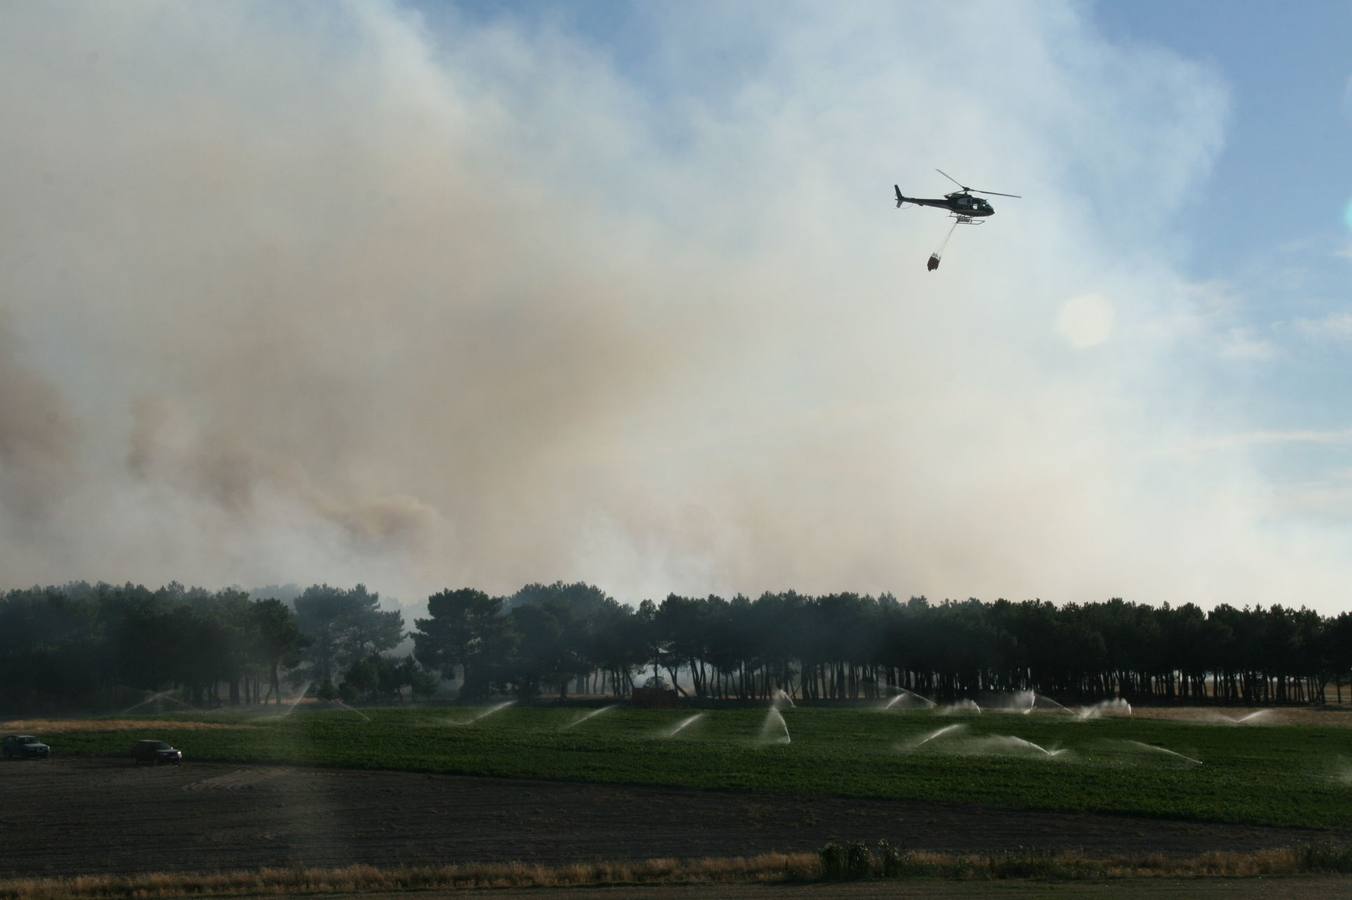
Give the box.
[1056,293,1116,349]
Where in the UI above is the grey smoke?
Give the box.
[0,318,78,520]
[0,2,1345,610]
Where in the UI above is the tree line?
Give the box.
[0,581,428,714]
[411,585,1352,705]
[3,580,1351,713]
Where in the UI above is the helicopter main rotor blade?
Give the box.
[936,168,1022,198]
[935,168,966,190]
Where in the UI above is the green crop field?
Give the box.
[33,705,1352,830]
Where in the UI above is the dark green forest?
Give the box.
[0,582,416,714]
[413,586,1352,706]
[3,580,1351,714]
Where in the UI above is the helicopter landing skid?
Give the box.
[950,214,984,225]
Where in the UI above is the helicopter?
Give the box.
[894,169,1021,271]
[894,169,1021,225]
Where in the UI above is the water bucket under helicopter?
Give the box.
[927,220,959,272]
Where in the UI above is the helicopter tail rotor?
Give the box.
[894,185,906,208]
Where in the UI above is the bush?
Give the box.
[845,841,873,879]
[1300,842,1352,873]
[818,841,873,880]
[818,841,847,880]
[876,839,904,877]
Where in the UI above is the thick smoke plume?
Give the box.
[0,2,1345,609]
[0,318,78,521]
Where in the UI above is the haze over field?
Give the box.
[2,1,1350,609]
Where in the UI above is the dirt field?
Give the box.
[0,758,1337,879]
[325,879,1352,899]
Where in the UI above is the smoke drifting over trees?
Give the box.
[0,581,427,713]
[0,2,1347,609]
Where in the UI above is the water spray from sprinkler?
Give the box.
[881,687,936,711]
[977,734,1069,758]
[761,706,791,745]
[1212,710,1271,726]
[664,713,704,738]
[906,723,967,750]
[1074,698,1131,720]
[937,700,982,715]
[120,690,198,715]
[262,681,313,719]
[562,705,617,730]
[1120,739,1203,766]
[449,700,515,726]
[1031,693,1074,715]
[332,699,371,722]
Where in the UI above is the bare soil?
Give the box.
[0,758,1334,878]
[333,879,1352,900]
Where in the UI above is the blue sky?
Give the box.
[1099,1,1352,439]
[1098,0,1351,274]
[3,1,1351,609]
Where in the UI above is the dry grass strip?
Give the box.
[0,719,256,733]
[0,855,817,899]
[2,845,1351,898]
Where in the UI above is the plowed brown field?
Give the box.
[0,758,1332,877]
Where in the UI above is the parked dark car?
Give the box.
[131,739,182,765]
[2,734,50,759]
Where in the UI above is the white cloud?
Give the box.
[1169,429,1352,457]
[1295,312,1352,341]
[1271,470,1352,521]
[1216,327,1278,361]
[6,1,1349,611]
